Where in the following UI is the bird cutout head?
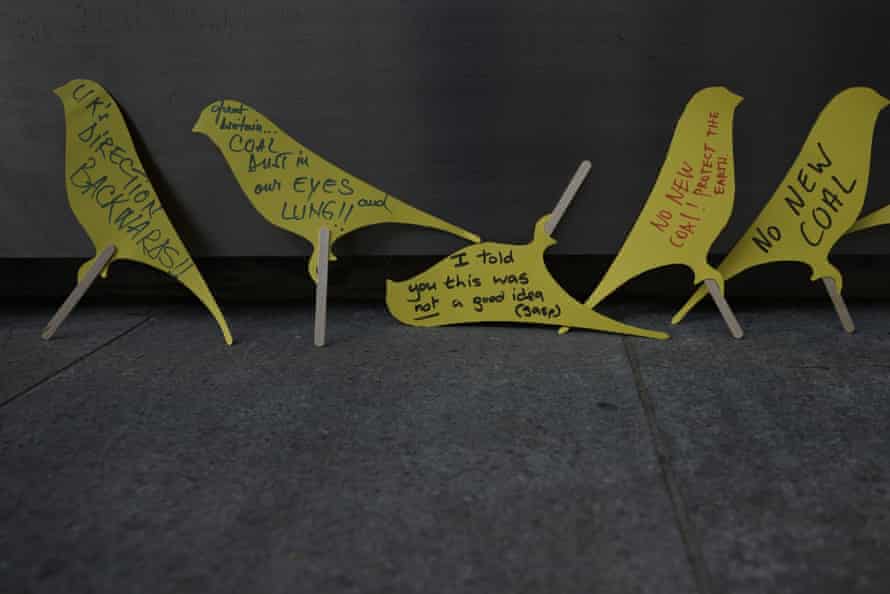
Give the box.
[576,87,744,316]
[385,214,668,339]
[54,79,233,345]
[673,86,889,324]
[193,99,480,282]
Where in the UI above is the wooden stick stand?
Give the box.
[822,276,855,333]
[42,244,117,340]
[703,278,744,339]
[544,160,592,234]
[314,227,331,347]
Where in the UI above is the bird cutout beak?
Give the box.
[192,112,209,134]
[725,88,744,104]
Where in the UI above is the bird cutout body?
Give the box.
[848,204,890,234]
[558,87,743,334]
[193,100,480,281]
[673,87,889,324]
[386,215,669,340]
[54,79,233,345]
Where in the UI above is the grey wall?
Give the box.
[2,0,890,259]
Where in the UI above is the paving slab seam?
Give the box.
[622,336,713,594]
[0,314,154,410]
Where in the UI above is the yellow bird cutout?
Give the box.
[848,204,890,234]
[52,79,233,345]
[386,215,668,340]
[193,100,480,281]
[560,87,743,336]
[673,87,889,326]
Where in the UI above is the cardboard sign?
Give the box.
[576,87,743,311]
[193,100,480,280]
[54,79,233,345]
[849,204,890,234]
[386,216,668,340]
[673,87,889,324]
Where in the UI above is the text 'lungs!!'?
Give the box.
[193,100,480,282]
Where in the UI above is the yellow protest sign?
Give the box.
[386,216,668,340]
[54,79,233,345]
[673,87,889,324]
[193,100,480,281]
[559,88,742,336]
[849,204,890,234]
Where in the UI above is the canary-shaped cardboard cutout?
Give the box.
[193,100,480,281]
[673,87,889,324]
[559,87,742,337]
[54,79,233,345]
[848,204,890,234]
[386,216,668,340]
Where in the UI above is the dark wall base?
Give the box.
[2,256,890,304]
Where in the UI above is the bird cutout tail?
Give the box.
[672,86,889,325]
[75,246,234,346]
[379,194,481,243]
[302,194,479,283]
[585,256,723,313]
[54,79,233,345]
[177,267,234,346]
[560,86,743,335]
[305,192,480,285]
[385,215,667,339]
[848,204,890,234]
[671,283,708,325]
[192,99,479,281]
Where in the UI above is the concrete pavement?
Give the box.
[1,300,888,593]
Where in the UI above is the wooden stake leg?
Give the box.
[549,160,593,337]
[42,245,116,340]
[543,160,592,235]
[822,277,855,333]
[314,227,330,347]
[704,278,744,339]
